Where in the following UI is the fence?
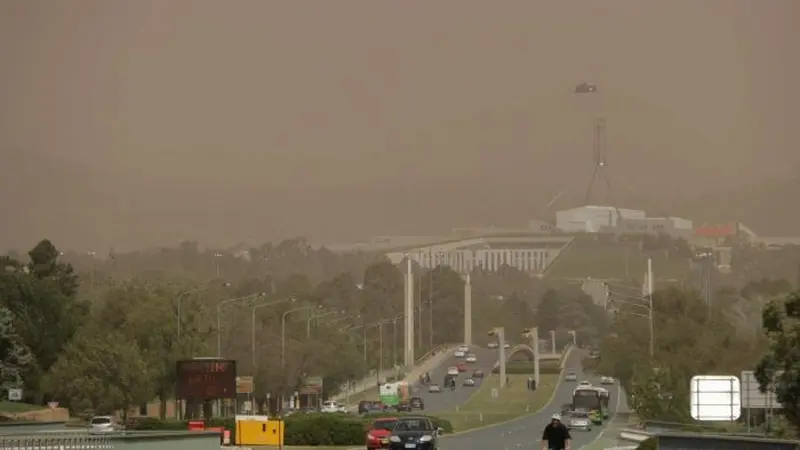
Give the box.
[0,433,113,449]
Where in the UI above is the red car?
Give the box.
[457,363,467,372]
[366,417,398,449]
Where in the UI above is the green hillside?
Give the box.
[544,234,692,281]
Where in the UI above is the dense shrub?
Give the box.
[492,361,562,374]
[129,413,452,446]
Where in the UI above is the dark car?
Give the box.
[359,400,385,414]
[396,402,412,412]
[472,369,484,379]
[388,416,440,450]
[409,397,424,411]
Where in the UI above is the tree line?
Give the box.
[593,279,800,436]
[1,239,607,419]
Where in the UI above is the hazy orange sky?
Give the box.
[1,1,798,251]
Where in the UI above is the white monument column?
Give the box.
[463,274,472,346]
[404,258,415,366]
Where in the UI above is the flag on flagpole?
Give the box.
[574,82,598,94]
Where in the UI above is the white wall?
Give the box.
[556,206,645,232]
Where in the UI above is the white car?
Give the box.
[447,366,459,376]
[454,350,466,357]
[564,372,577,382]
[457,345,469,353]
[487,342,499,349]
[428,384,442,393]
[504,343,511,349]
[601,376,615,385]
[88,416,119,435]
[320,401,346,413]
[462,377,476,387]
[465,354,477,363]
[578,380,592,387]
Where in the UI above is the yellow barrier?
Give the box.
[235,415,284,447]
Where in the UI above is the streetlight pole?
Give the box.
[489,327,507,388]
[281,305,320,367]
[306,310,340,338]
[647,257,655,358]
[177,282,230,340]
[251,298,293,369]
[217,292,266,357]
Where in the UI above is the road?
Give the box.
[408,346,496,413]
[439,350,628,450]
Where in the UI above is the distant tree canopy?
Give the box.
[5,239,609,418]
[595,286,767,423]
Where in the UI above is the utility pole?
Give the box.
[523,327,540,387]
[647,258,655,358]
[404,258,415,366]
[464,274,472,346]
[490,327,507,388]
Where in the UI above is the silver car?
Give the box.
[564,372,577,382]
[88,416,118,434]
[428,384,442,393]
[568,410,592,431]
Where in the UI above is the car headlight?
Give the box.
[389,436,401,442]
[419,435,433,442]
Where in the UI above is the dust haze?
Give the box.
[1,0,798,251]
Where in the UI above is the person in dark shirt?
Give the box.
[541,413,571,450]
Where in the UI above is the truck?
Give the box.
[379,381,410,407]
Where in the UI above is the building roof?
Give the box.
[694,223,736,237]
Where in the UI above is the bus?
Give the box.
[379,382,410,407]
[595,387,610,418]
[572,386,603,425]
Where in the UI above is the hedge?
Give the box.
[635,437,657,450]
[129,413,453,446]
[492,361,562,374]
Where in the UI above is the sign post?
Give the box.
[8,388,22,402]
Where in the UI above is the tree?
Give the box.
[755,292,800,434]
[536,289,562,333]
[0,241,88,401]
[45,331,152,418]
[0,306,34,397]
[597,287,763,422]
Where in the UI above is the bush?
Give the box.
[492,361,562,374]
[129,413,452,446]
[635,437,657,450]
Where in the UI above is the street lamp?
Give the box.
[216,292,266,357]
[177,282,231,339]
[281,305,323,367]
[306,309,342,338]
[251,297,295,368]
[488,327,507,388]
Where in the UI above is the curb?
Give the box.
[442,344,573,438]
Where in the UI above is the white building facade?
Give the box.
[556,205,646,233]
[406,248,554,273]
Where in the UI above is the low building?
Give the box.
[556,205,646,233]
[614,217,694,239]
[385,235,573,275]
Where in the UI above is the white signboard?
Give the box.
[7,388,22,401]
[690,375,741,421]
[491,388,499,399]
[741,370,779,409]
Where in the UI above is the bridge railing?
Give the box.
[0,432,114,449]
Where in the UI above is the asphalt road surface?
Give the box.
[439,350,627,450]
[409,346,497,413]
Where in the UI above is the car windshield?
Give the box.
[373,419,397,430]
[394,419,429,431]
[91,417,112,425]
